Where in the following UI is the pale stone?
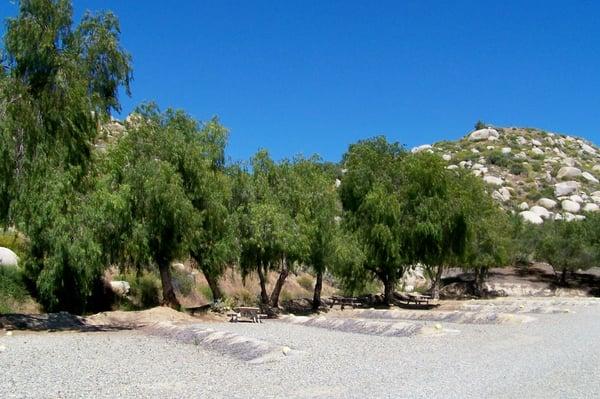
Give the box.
[442,154,452,161]
[561,200,581,213]
[446,165,459,170]
[557,167,582,180]
[518,202,529,210]
[109,281,131,296]
[411,144,432,153]
[569,195,584,203]
[532,147,544,155]
[554,181,580,196]
[593,164,600,172]
[519,211,544,224]
[483,175,503,186]
[583,203,600,212]
[471,148,480,154]
[531,139,542,146]
[501,147,512,154]
[516,137,527,145]
[515,152,527,160]
[530,206,551,219]
[468,128,500,141]
[0,247,18,267]
[581,143,597,155]
[335,178,341,188]
[582,172,599,184]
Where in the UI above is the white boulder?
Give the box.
[569,194,584,204]
[593,164,600,172]
[468,128,499,141]
[501,147,512,154]
[555,181,580,197]
[581,143,597,155]
[0,247,19,267]
[446,165,459,170]
[442,154,452,161]
[530,206,552,219]
[532,147,544,156]
[109,281,131,297]
[556,166,581,179]
[583,203,600,213]
[519,211,544,225]
[537,198,557,209]
[411,144,432,153]
[483,175,503,186]
[561,200,581,213]
[582,172,599,184]
[531,139,542,146]
[518,202,529,210]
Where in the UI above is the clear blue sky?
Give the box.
[2,1,600,162]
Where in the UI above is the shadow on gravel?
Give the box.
[0,312,133,332]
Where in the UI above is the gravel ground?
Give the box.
[1,299,600,398]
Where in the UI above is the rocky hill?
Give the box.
[412,126,600,224]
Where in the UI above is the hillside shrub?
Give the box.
[0,267,29,313]
[297,275,314,291]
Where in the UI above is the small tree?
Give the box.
[474,120,486,130]
[534,220,595,285]
[339,137,407,305]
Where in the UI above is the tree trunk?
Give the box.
[312,270,323,312]
[257,263,270,304]
[383,276,394,307]
[474,267,487,297]
[431,265,444,300]
[158,260,180,309]
[270,269,289,308]
[202,269,222,302]
[560,268,568,286]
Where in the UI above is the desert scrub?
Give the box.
[487,150,512,168]
[0,267,29,313]
[297,274,314,291]
[197,283,213,302]
[172,268,194,296]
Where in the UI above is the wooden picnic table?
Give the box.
[228,307,267,323]
[405,293,433,305]
[330,295,361,310]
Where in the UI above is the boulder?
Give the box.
[581,143,597,155]
[561,200,581,213]
[468,128,499,141]
[446,165,459,170]
[518,202,529,210]
[537,198,557,209]
[515,152,527,160]
[569,194,584,203]
[519,211,544,224]
[411,144,432,153]
[556,166,582,180]
[442,154,452,161]
[0,247,19,267]
[530,206,552,219]
[483,175,503,186]
[501,147,512,154]
[471,148,480,154]
[583,203,600,213]
[335,178,341,188]
[531,139,542,146]
[492,188,511,202]
[109,281,131,297]
[582,172,599,184]
[516,136,527,145]
[554,181,580,197]
[532,147,544,155]
[593,164,600,172]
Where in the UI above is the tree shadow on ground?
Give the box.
[0,312,134,332]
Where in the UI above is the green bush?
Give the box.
[137,273,161,308]
[197,284,213,301]
[0,231,26,259]
[509,162,526,176]
[171,268,194,296]
[487,151,511,168]
[474,120,486,130]
[0,267,29,313]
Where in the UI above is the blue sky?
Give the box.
[2,1,600,162]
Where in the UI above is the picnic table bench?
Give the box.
[330,295,361,310]
[396,292,433,305]
[227,307,268,323]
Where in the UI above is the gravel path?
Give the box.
[1,299,600,398]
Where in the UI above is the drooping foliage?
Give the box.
[0,0,132,312]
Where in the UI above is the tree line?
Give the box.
[2,1,599,314]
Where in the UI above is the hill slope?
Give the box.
[413,126,600,223]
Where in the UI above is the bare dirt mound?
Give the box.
[85,306,203,328]
[279,315,458,337]
[143,322,303,364]
[351,309,535,324]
